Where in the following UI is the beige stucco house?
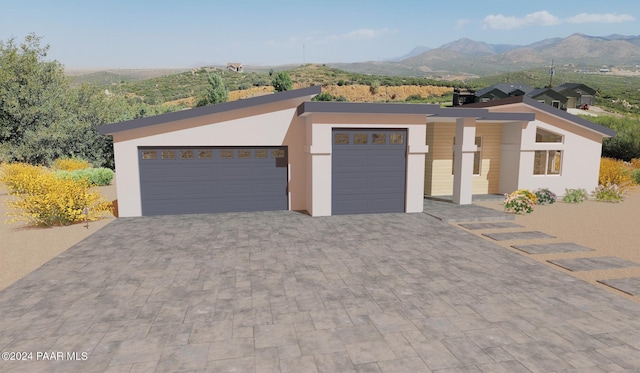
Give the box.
[98,86,614,217]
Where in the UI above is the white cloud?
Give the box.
[566,13,636,24]
[483,10,560,30]
[482,10,634,30]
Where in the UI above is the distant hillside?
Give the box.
[330,33,640,77]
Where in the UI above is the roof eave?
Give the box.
[98,85,322,135]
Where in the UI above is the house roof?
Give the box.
[476,83,534,97]
[98,86,322,135]
[527,88,568,102]
[464,95,616,137]
[297,101,535,122]
[554,83,596,95]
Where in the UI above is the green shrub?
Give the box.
[336,96,348,102]
[592,183,625,202]
[312,92,334,101]
[405,94,423,102]
[54,168,114,186]
[562,188,589,203]
[533,188,556,205]
[503,189,537,214]
[369,80,380,94]
[632,168,640,185]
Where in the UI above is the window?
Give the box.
[534,150,562,175]
[272,149,285,158]
[180,150,194,159]
[161,151,175,159]
[220,150,234,159]
[334,133,349,145]
[255,150,267,159]
[390,133,404,145]
[198,150,213,159]
[536,127,563,143]
[354,133,368,144]
[142,151,157,160]
[372,133,386,145]
[551,100,560,108]
[238,150,251,159]
[452,137,482,175]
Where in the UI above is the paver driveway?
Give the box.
[1,211,640,372]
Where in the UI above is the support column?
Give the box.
[452,117,477,205]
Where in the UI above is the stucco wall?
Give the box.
[304,113,428,216]
[516,118,602,196]
[425,122,503,196]
[112,104,305,217]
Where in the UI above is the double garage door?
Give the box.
[138,129,406,216]
[138,147,288,216]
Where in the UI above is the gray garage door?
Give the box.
[138,147,288,216]
[332,129,406,215]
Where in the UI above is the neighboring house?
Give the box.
[99,86,614,218]
[226,63,243,72]
[455,82,597,111]
[527,88,569,110]
[553,83,596,108]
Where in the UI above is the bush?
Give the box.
[336,96,348,102]
[0,163,47,194]
[599,157,633,185]
[632,168,640,185]
[312,92,334,101]
[631,158,640,170]
[4,169,112,227]
[562,188,589,203]
[369,80,380,94]
[54,168,114,186]
[53,157,92,171]
[504,189,537,214]
[592,183,625,203]
[533,188,556,205]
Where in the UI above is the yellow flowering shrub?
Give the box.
[631,158,640,169]
[599,157,633,188]
[0,163,47,194]
[53,158,92,171]
[2,163,112,227]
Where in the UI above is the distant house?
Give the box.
[226,63,243,72]
[473,83,534,103]
[455,82,596,111]
[527,88,568,110]
[553,83,596,108]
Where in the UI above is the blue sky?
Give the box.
[1,0,639,68]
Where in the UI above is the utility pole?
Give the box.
[548,59,555,88]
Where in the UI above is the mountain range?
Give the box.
[328,33,640,77]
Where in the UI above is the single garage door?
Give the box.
[332,129,406,214]
[138,147,288,216]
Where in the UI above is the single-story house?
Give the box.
[527,88,569,110]
[98,86,614,217]
[553,83,596,108]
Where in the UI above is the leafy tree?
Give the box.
[272,71,293,92]
[196,73,228,107]
[0,33,72,162]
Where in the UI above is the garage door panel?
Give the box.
[139,147,287,216]
[332,129,406,215]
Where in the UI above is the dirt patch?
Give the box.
[473,188,640,303]
[0,182,116,290]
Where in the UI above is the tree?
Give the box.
[0,33,72,163]
[196,73,228,107]
[272,71,293,92]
